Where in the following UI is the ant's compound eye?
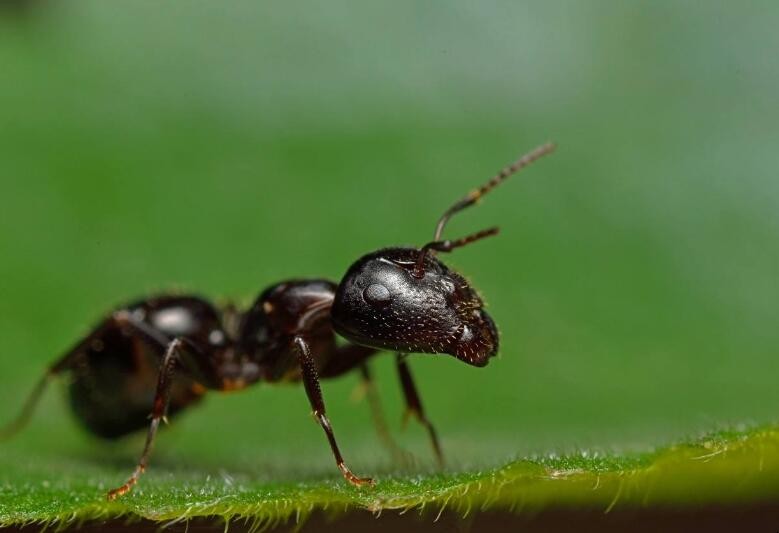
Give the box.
[439,278,456,294]
[362,283,391,308]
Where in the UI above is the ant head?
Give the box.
[331,247,498,366]
[331,142,555,367]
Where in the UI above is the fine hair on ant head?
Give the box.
[412,142,557,278]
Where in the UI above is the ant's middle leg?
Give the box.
[293,336,373,487]
[106,337,184,500]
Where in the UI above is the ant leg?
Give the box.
[106,338,183,500]
[0,316,124,440]
[2,310,206,443]
[358,364,413,466]
[0,372,53,440]
[317,345,409,464]
[396,354,444,467]
[293,336,374,487]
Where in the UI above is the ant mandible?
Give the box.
[0,142,555,499]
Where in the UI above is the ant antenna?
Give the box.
[433,142,556,241]
[413,142,556,277]
[413,227,499,278]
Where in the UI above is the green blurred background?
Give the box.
[1,1,778,479]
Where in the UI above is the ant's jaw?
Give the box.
[450,307,498,366]
[331,247,499,366]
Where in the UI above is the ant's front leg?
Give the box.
[106,337,184,500]
[358,364,414,467]
[292,336,374,487]
[396,354,444,467]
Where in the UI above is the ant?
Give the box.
[0,143,555,499]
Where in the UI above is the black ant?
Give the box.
[0,143,555,499]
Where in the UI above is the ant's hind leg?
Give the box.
[293,336,374,487]
[106,338,183,500]
[0,371,54,440]
[396,354,444,467]
[357,364,414,467]
[0,316,121,441]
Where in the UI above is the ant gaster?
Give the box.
[0,143,555,499]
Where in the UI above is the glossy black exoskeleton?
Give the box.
[0,143,555,499]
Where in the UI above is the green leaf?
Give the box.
[3,426,779,528]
